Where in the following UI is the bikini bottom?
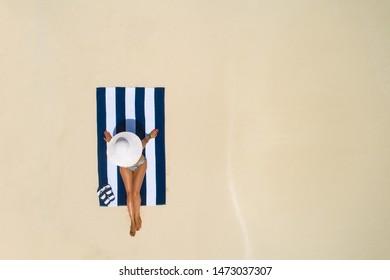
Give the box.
[126,155,146,171]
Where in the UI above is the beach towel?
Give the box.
[96,87,166,207]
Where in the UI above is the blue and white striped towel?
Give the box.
[96,87,166,207]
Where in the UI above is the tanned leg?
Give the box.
[133,160,147,231]
[119,167,137,237]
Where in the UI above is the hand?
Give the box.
[103,130,112,142]
[148,129,159,139]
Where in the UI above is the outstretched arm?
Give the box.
[104,129,158,149]
[142,129,159,149]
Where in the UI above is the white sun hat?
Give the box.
[107,132,142,167]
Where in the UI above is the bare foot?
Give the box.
[130,222,136,237]
[103,130,112,142]
[136,216,142,231]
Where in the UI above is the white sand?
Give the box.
[1,0,390,259]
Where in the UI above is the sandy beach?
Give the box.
[1,0,390,259]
